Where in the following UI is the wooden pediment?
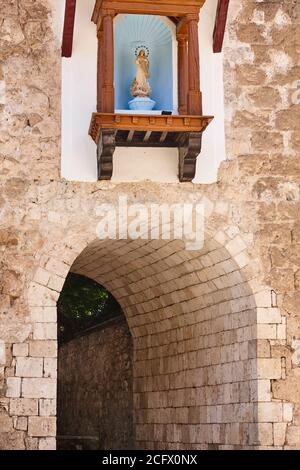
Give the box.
[92,0,206,26]
[62,0,230,58]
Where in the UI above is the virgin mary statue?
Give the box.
[130,49,151,97]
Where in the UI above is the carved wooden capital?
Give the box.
[176,33,188,43]
[102,10,116,18]
[186,13,199,23]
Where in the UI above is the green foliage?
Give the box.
[57,273,122,344]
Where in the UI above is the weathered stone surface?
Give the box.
[6,377,21,398]
[29,341,57,358]
[273,375,300,404]
[38,437,56,450]
[9,398,38,417]
[15,417,27,431]
[274,423,287,447]
[0,0,298,452]
[58,319,133,450]
[286,426,300,446]
[39,399,56,417]
[12,343,29,357]
[0,413,13,432]
[21,378,56,399]
[15,357,43,378]
[28,417,56,437]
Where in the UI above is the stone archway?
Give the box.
[66,234,258,449]
[28,219,267,449]
[4,187,290,451]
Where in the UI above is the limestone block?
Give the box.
[0,317,31,344]
[28,417,56,437]
[47,275,65,292]
[16,357,43,378]
[252,132,284,153]
[273,423,287,446]
[39,399,56,417]
[28,282,59,308]
[15,417,27,431]
[257,308,282,324]
[6,377,21,398]
[38,437,56,450]
[225,236,247,257]
[257,358,282,379]
[249,87,281,109]
[257,403,282,423]
[269,269,295,293]
[258,423,273,446]
[9,398,38,416]
[33,268,51,287]
[30,307,57,323]
[33,323,56,340]
[277,324,286,340]
[43,358,57,379]
[0,398,9,413]
[25,437,38,450]
[234,251,251,269]
[283,404,293,423]
[0,413,13,432]
[45,258,69,278]
[250,380,271,402]
[291,340,300,366]
[286,426,300,446]
[0,80,5,105]
[273,376,300,404]
[0,341,5,365]
[255,291,273,308]
[22,378,56,399]
[29,340,57,358]
[287,316,300,340]
[256,340,271,358]
[12,343,29,357]
[257,324,277,340]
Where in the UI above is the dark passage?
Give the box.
[57,273,133,450]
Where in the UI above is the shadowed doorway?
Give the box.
[57,273,133,450]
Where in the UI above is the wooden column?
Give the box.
[177,33,188,115]
[97,28,104,112]
[102,12,115,113]
[187,15,202,115]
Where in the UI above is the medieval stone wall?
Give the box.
[0,0,299,450]
[57,318,133,450]
[224,0,300,448]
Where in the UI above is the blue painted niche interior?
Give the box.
[114,14,174,112]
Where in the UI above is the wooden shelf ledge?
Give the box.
[89,113,213,143]
[89,112,214,182]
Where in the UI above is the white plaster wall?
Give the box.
[196,0,226,184]
[50,0,226,183]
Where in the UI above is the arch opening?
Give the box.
[54,233,260,450]
[57,273,133,450]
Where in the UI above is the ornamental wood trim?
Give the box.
[89,113,213,143]
[213,0,230,53]
[92,0,206,23]
[62,0,77,58]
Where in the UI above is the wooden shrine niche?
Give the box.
[89,0,214,182]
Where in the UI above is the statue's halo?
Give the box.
[134,45,150,58]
